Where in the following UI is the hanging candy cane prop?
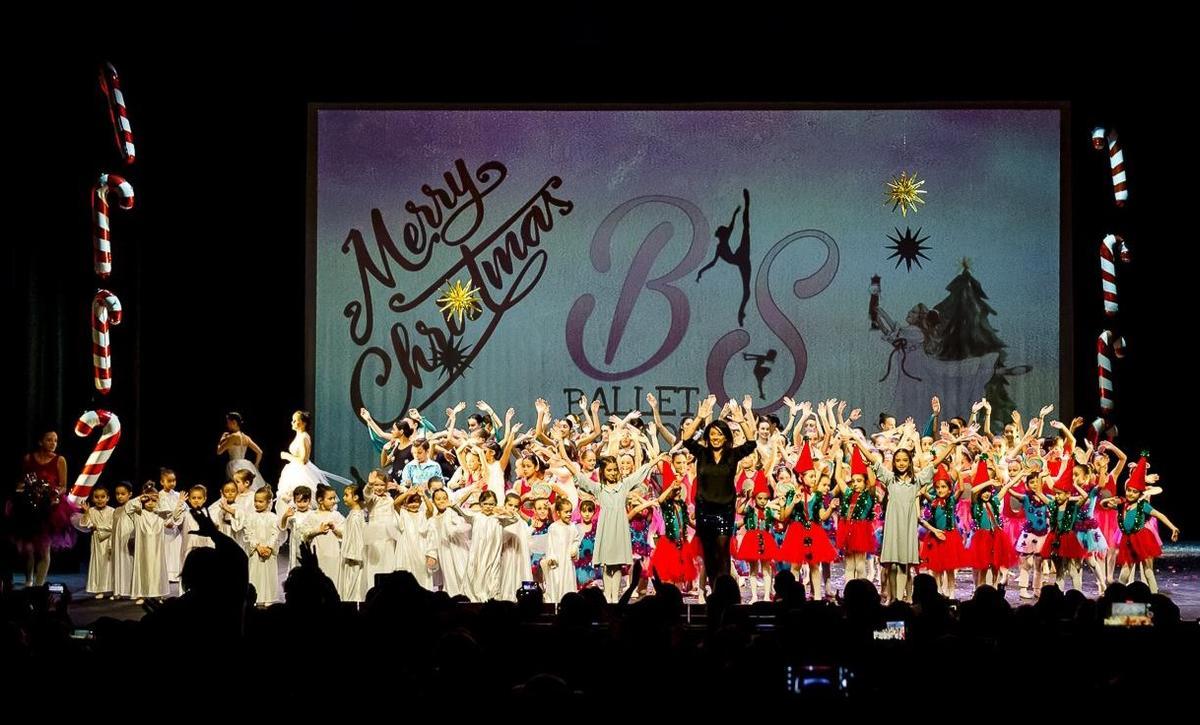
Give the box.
[92,289,122,393]
[92,173,135,279]
[1097,329,1126,415]
[1091,126,1107,150]
[99,62,136,165]
[1090,329,1126,446]
[71,410,121,505]
[1100,234,1130,318]
[1096,128,1128,206]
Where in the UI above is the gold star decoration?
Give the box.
[885,171,927,217]
[436,279,482,324]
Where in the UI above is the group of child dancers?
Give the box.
[68,393,1182,606]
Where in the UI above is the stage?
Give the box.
[52,543,1200,626]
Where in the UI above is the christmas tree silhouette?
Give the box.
[931,259,1016,422]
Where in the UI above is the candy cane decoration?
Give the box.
[71,410,121,505]
[1097,128,1128,206]
[1091,126,1106,150]
[1100,234,1130,318]
[1097,329,1126,415]
[99,62,136,165]
[92,289,122,393]
[92,173,135,279]
[1090,328,1127,446]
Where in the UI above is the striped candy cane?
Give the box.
[1091,126,1106,150]
[92,289,122,393]
[1103,128,1128,206]
[1097,330,1127,415]
[1100,234,1130,318]
[92,173,135,279]
[99,62,136,165]
[71,410,121,505]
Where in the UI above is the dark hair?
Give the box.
[480,490,499,505]
[467,413,488,428]
[765,414,781,430]
[294,486,312,501]
[233,469,255,484]
[412,438,430,452]
[560,441,578,463]
[579,499,596,512]
[113,481,132,494]
[628,417,646,431]
[343,483,362,502]
[596,455,619,477]
[294,410,312,428]
[520,454,547,473]
[878,412,895,427]
[159,467,175,479]
[315,484,333,499]
[555,498,573,512]
[225,412,244,426]
[255,486,274,499]
[703,420,734,450]
[31,427,58,451]
[90,486,110,499]
[189,484,208,497]
[504,492,520,504]
[891,448,916,479]
[396,419,415,437]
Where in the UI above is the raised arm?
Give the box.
[779,397,800,437]
[444,401,466,439]
[679,395,715,444]
[359,407,389,440]
[927,437,962,470]
[1048,419,1076,452]
[845,426,883,467]
[533,398,553,446]
[622,454,668,492]
[574,397,603,448]
[475,400,503,435]
[730,397,755,442]
[646,392,677,446]
[1102,441,1130,489]
[497,408,520,471]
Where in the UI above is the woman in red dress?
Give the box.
[11,429,72,586]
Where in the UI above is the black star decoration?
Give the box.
[429,335,474,381]
[885,226,932,272]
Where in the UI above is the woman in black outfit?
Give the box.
[679,395,757,596]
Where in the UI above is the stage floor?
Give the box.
[50,543,1200,625]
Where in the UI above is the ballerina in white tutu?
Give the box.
[277,410,328,513]
[216,412,265,491]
